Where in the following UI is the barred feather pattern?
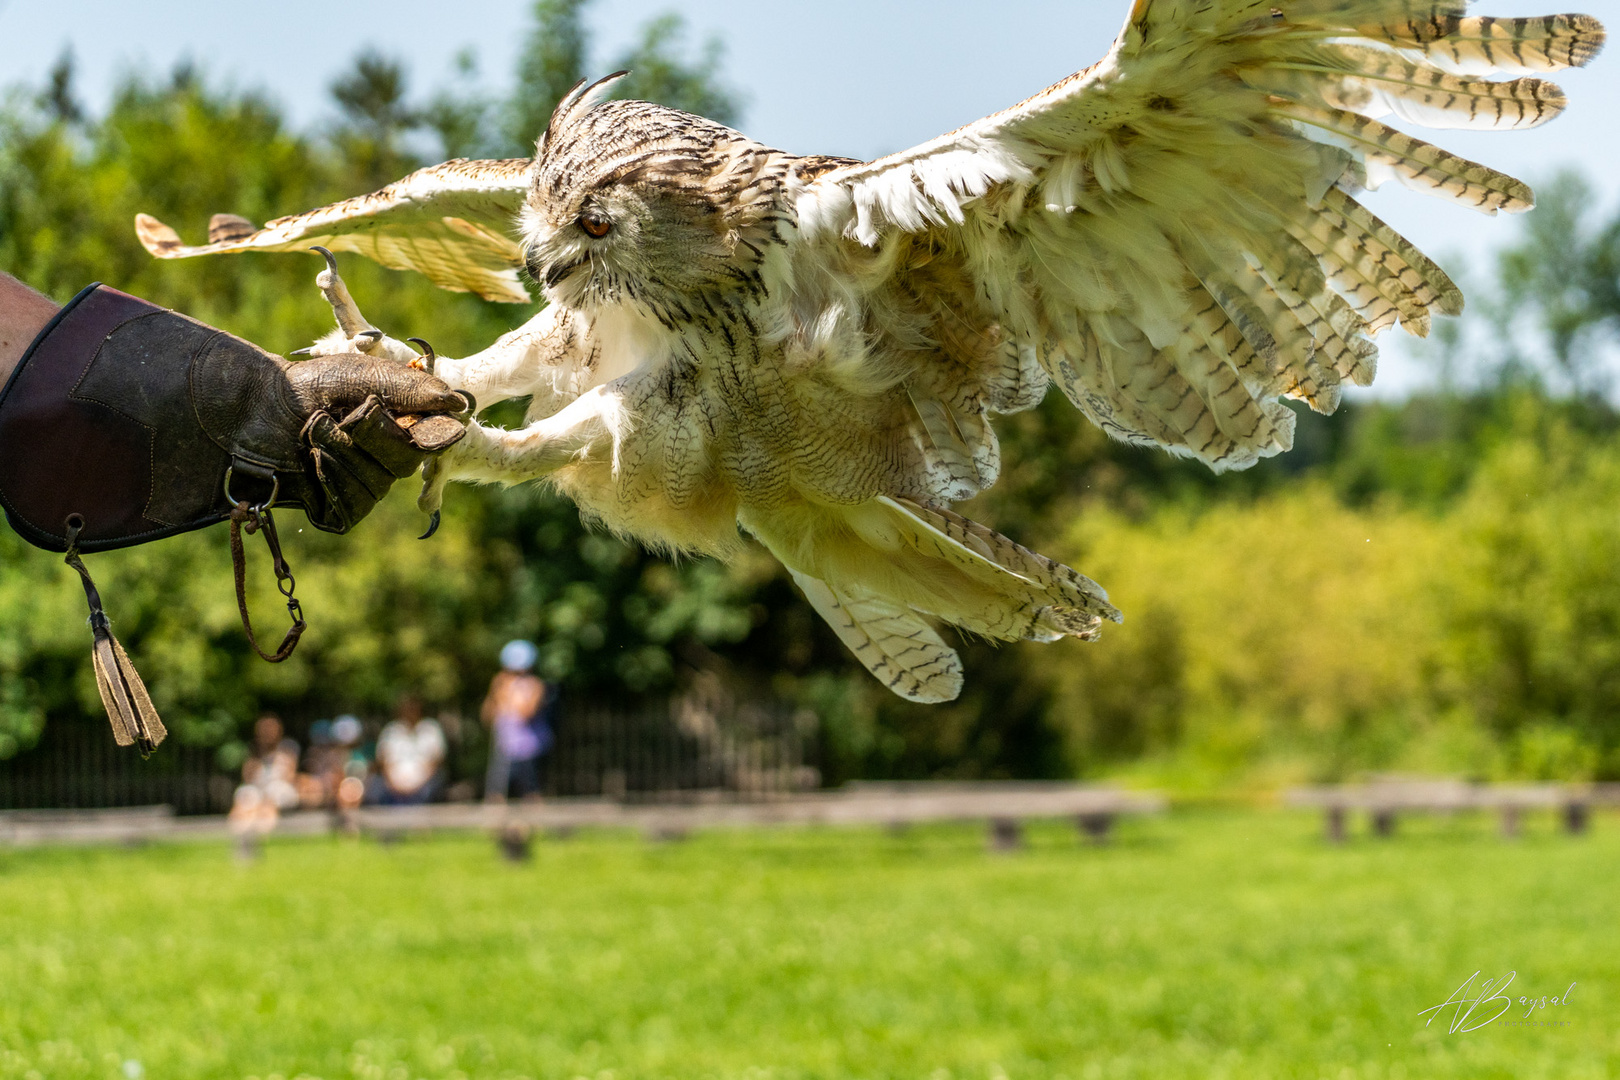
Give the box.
[789,570,964,704]
[428,0,1608,701]
[137,1,1603,703]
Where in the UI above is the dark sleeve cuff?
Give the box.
[0,284,233,553]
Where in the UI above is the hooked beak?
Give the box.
[543,257,587,289]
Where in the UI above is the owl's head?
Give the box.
[521,76,785,316]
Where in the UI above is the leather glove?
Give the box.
[0,283,468,553]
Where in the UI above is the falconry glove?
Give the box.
[0,284,469,753]
[0,283,467,552]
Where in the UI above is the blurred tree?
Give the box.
[3,21,1620,791]
[506,0,591,153]
[1495,171,1620,397]
[504,0,742,155]
[423,48,494,161]
[331,51,420,138]
[39,49,83,126]
[611,14,742,127]
[330,50,423,186]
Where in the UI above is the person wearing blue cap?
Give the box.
[481,640,553,802]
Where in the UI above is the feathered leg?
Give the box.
[748,496,1121,703]
[418,384,621,516]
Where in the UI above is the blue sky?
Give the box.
[2,0,1615,392]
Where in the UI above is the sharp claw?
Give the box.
[310,246,376,341]
[289,346,314,358]
[419,510,441,541]
[406,337,437,375]
[352,329,385,356]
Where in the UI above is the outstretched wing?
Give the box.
[796,0,1605,472]
[136,157,534,303]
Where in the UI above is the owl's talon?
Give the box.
[300,249,426,362]
[418,510,441,541]
[406,337,437,375]
[310,246,340,295]
[351,328,386,356]
[308,246,374,339]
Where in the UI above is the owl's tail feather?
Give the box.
[872,497,1120,641]
[751,497,1119,702]
[788,570,964,704]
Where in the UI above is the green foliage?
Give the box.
[0,11,769,761]
[2,17,1620,787]
[1421,173,1620,398]
[1496,172,1620,394]
[1022,398,1620,788]
[506,0,592,153]
[328,50,427,187]
[0,816,1615,1077]
[610,14,744,128]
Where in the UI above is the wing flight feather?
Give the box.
[136,157,534,302]
[797,0,1604,471]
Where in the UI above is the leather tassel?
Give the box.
[87,619,167,753]
[64,522,167,756]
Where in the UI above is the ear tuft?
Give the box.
[538,71,633,156]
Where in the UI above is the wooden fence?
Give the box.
[551,695,819,798]
[0,693,819,811]
[0,783,1169,849]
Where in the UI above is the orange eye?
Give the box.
[580,212,612,239]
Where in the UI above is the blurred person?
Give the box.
[298,719,368,809]
[373,695,446,805]
[331,715,369,775]
[481,640,553,802]
[241,714,300,810]
[331,715,370,812]
[228,713,300,845]
[296,719,336,807]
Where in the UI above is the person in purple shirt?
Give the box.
[481,640,554,802]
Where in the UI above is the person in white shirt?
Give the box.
[374,695,446,805]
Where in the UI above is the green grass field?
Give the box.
[0,810,1614,1080]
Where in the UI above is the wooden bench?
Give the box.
[354,781,1168,853]
[1286,780,1614,841]
[0,804,334,847]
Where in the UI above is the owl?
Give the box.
[138,0,1605,702]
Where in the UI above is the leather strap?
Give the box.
[228,501,306,664]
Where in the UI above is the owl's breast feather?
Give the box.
[576,302,678,391]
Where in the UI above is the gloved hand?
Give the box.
[0,284,468,553]
[196,348,469,533]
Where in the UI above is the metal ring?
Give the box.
[223,466,280,512]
